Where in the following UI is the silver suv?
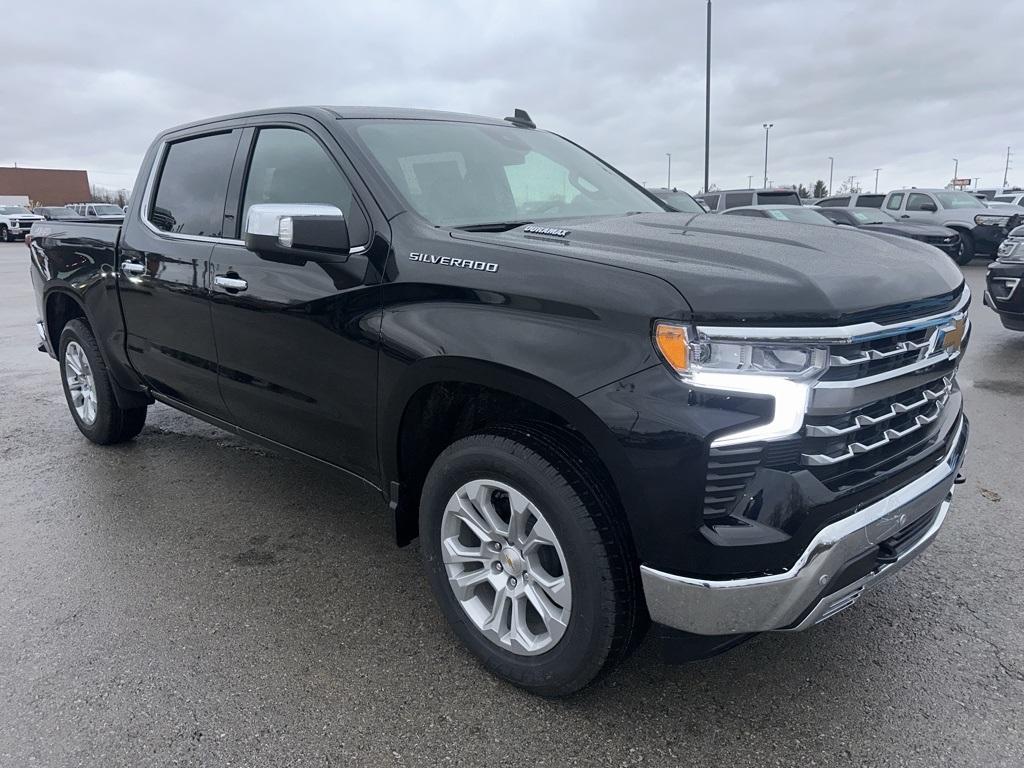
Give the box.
[881,188,1024,264]
[698,188,803,212]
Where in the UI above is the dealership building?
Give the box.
[0,166,91,206]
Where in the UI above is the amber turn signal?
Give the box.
[654,323,690,372]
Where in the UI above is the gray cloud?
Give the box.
[2,0,1021,194]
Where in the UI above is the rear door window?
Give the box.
[886,193,905,211]
[150,131,239,237]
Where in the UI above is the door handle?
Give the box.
[121,261,145,275]
[900,214,910,219]
[214,275,248,291]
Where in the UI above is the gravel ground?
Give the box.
[1,241,1022,767]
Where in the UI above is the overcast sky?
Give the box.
[2,0,1021,195]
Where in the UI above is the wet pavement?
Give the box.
[1,242,1022,767]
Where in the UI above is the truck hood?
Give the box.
[458,212,965,324]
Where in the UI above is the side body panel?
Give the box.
[28,220,143,397]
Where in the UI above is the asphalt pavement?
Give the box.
[1,241,1022,767]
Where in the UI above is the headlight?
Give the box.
[998,239,1024,264]
[654,323,829,447]
[975,214,1010,226]
[654,323,828,379]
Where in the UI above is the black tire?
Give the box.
[58,319,147,444]
[0,224,10,243]
[954,230,974,265]
[420,428,645,696]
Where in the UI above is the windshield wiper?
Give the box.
[454,220,533,232]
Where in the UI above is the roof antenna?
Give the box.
[504,108,536,129]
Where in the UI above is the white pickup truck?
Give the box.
[880,188,1024,264]
[0,205,45,242]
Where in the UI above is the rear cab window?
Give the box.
[856,194,884,208]
[756,191,801,206]
[818,197,849,207]
[702,194,720,210]
[724,192,753,209]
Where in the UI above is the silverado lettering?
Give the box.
[409,252,499,272]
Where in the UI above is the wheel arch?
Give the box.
[381,356,645,548]
[43,286,151,409]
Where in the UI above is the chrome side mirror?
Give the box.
[244,203,349,259]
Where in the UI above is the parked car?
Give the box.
[816,193,886,208]
[647,187,705,213]
[32,206,87,221]
[697,188,803,212]
[29,105,970,696]
[992,192,1024,207]
[721,204,833,224]
[814,207,961,259]
[64,202,125,220]
[984,224,1024,331]
[0,205,45,241]
[881,188,1024,264]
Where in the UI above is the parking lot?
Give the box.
[1,240,1022,766]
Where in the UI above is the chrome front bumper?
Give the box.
[641,415,967,636]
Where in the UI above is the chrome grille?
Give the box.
[802,377,952,465]
[823,327,938,381]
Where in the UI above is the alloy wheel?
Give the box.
[64,341,98,425]
[440,479,572,656]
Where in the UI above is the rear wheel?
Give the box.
[420,429,644,696]
[59,319,147,444]
[954,230,974,265]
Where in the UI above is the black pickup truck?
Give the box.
[984,224,1024,330]
[28,106,970,696]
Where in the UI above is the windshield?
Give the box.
[934,191,986,209]
[759,207,832,224]
[92,204,124,215]
[0,206,31,215]
[653,191,704,213]
[851,208,894,224]
[351,120,665,227]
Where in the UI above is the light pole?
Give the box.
[703,0,712,194]
[828,156,834,196]
[952,158,958,187]
[762,123,773,188]
[666,153,672,189]
[747,174,753,188]
[873,168,881,193]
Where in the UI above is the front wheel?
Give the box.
[59,319,147,444]
[954,230,975,265]
[0,225,10,242]
[420,429,645,696]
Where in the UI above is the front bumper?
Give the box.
[984,259,1024,330]
[641,413,967,635]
